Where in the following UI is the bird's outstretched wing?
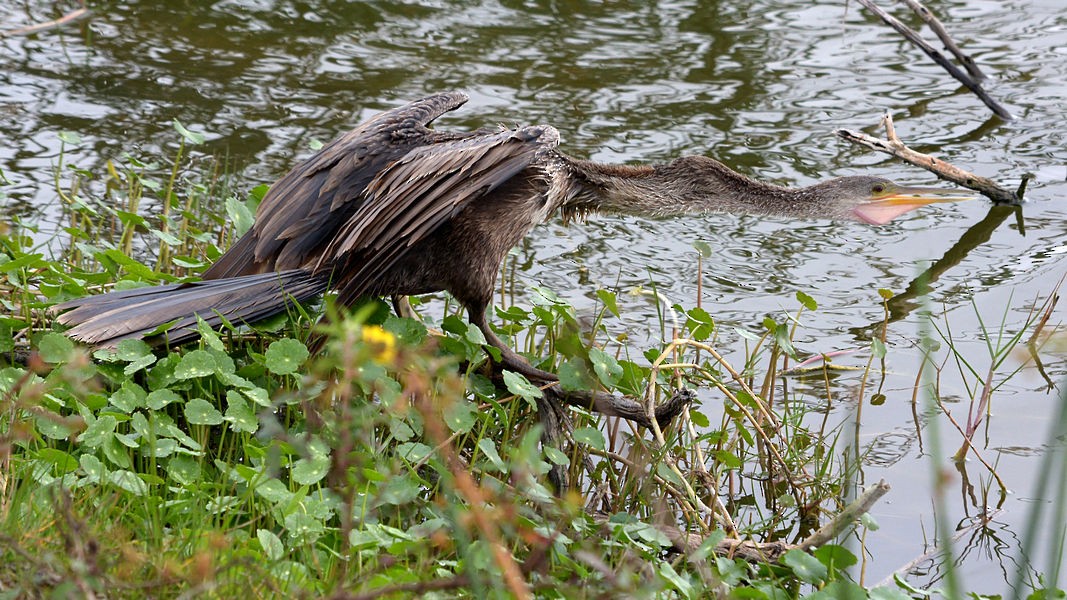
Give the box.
[324,123,560,302]
[204,91,472,278]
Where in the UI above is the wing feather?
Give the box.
[320,126,557,268]
[204,92,471,278]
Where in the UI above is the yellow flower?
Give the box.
[361,325,397,364]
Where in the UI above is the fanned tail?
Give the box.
[52,270,329,347]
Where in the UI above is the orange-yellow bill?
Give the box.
[852,185,976,225]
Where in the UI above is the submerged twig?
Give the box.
[0,1,89,38]
[601,479,892,563]
[835,112,1018,203]
[856,0,1010,120]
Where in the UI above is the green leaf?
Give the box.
[796,290,817,311]
[658,561,695,599]
[185,398,223,425]
[502,370,542,404]
[872,337,887,359]
[693,240,713,258]
[115,339,156,374]
[36,448,79,473]
[689,409,710,428]
[109,382,146,413]
[146,389,181,410]
[715,557,747,586]
[557,358,590,392]
[265,338,309,375]
[442,399,476,434]
[877,288,894,300]
[79,415,117,448]
[377,472,422,506]
[284,512,325,546]
[860,512,880,531]
[58,131,82,144]
[224,391,258,433]
[225,195,256,238]
[38,332,74,363]
[167,456,201,485]
[543,445,569,466]
[814,544,858,574]
[781,549,827,585]
[572,427,605,451]
[686,306,716,341]
[258,529,285,561]
[805,581,867,600]
[477,439,506,472]
[869,586,914,600]
[172,119,205,145]
[715,449,742,469]
[595,289,620,317]
[255,479,293,504]
[174,349,216,379]
[772,323,798,359]
[150,228,181,246]
[632,522,671,547]
[396,442,432,463]
[196,317,225,352]
[103,436,131,468]
[588,347,622,387]
[109,470,148,495]
[383,315,427,346]
[292,446,330,486]
[79,454,106,483]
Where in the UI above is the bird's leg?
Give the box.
[391,295,416,320]
[467,306,559,384]
[467,305,693,428]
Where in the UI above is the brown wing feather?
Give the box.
[324,126,553,258]
[322,125,559,301]
[203,92,471,278]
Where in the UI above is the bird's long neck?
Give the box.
[561,156,824,220]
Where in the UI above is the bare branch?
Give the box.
[835,112,1018,203]
[798,480,891,549]
[900,0,987,81]
[857,0,1011,119]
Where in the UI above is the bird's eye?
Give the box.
[871,184,886,194]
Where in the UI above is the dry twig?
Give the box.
[856,0,1011,120]
[899,0,986,81]
[835,112,1018,203]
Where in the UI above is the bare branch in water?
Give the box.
[856,0,1011,120]
[835,112,1018,203]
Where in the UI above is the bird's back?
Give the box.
[204,92,562,303]
[204,92,468,278]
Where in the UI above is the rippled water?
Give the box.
[3,0,1066,590]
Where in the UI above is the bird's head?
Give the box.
[809,176,975,225]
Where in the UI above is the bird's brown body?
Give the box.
[54,92,970,379]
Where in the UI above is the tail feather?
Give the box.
[53,270,329,347]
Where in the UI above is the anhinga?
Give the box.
[54,91,971,383]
